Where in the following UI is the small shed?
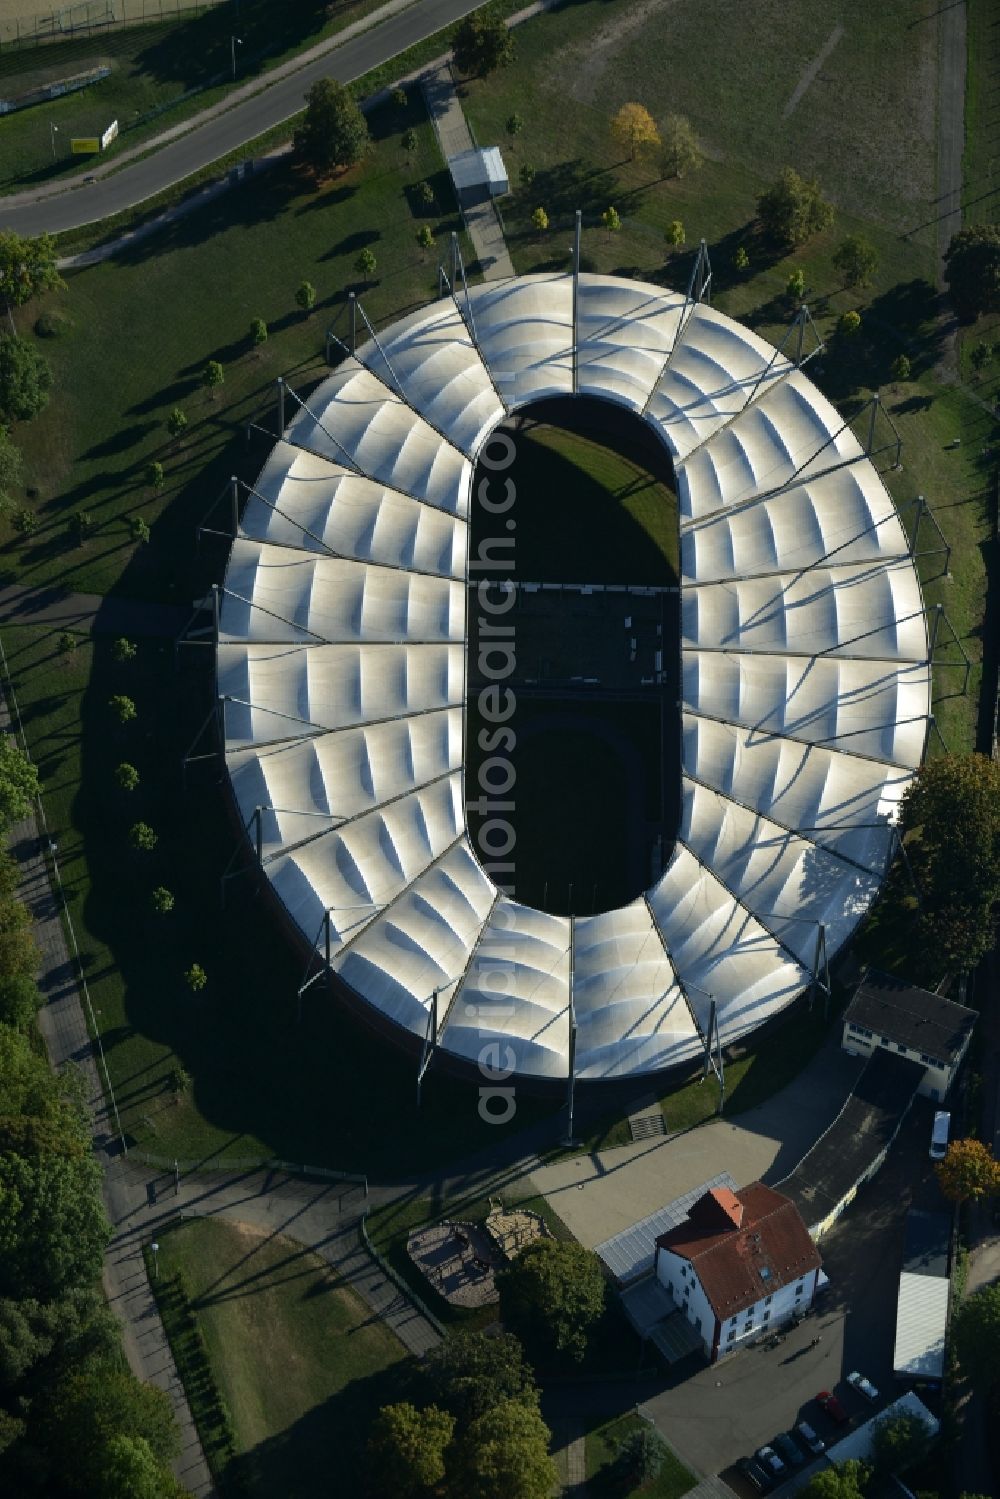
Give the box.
[447,146,508,206]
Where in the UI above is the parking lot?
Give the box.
[636,1098,943,1489]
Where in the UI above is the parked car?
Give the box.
[773,1432,806,1467]
[816,1390,849,1424]
[795,1420,826,1456]
[755,1446,786,1480]
[738,1456,773,1493]
[847,1370,879,1403]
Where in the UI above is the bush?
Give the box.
[33,311,70,339]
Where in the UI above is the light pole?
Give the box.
[231,35,242,81]
[49,122,58,160]
[151,1240,160,1279]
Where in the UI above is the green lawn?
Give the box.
[585,1413,697,1498]
[0,0,392,192]
[151,1216,408,1497]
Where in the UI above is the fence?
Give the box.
[0,0,230,51]
[131,1150,369,1194]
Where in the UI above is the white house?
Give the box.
[841,970,976,1102]
[653,1184,822,1362]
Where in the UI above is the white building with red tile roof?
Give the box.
[654,1182,822,1361]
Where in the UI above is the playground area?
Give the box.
[406,1202,550,1309]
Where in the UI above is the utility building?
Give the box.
[842,970,975,1101]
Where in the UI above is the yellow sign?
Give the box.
[70,137,100,154]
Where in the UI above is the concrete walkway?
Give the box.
[423,63,514,280]
[0,580,188,636]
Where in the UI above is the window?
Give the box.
[727,1328,735,1342]
[849,1023,873,1039]
[763,1309,770,1322]
[795,1283,804,1298]
[881,1035,890,1045]
[896,1042,907,1053]
[764,1294,773,1306]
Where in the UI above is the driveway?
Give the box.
[527,1037,865,1247]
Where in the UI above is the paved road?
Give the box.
[0,0,486,236]
[423,63,514,279]
[0,581,188,636]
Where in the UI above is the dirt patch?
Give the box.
[562,0,678,105]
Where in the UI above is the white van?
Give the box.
[929,1110,950,1160]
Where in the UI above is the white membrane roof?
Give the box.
[218,274,930,1081]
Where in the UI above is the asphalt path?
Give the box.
[0,0,484,237]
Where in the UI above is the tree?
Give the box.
[614,1426,667,1486]
[734,245,750,271]
[392,87,408,112]
[531,206,549,235]
[609,102,660,162]
[296,280,317,316]
[944,224,1000,321]
[898,753,1000,972]
[519,162,536,189]
[355,247,377,285]
[151,886,175,915]
[838,309,861,337]
[418,179,435,207]
[757,167,834,248]
[664,220,685,249]
[601,205,622,235]
[452,7,514,76]
[11,506,36,536]
[0,737,39,827]
[661,112,702,177]
[130,516,150,545]
[39,1368,179,1489]
[421,1329,538,1425]
[113,637,137,662]
[114,763,140,792]
[832,234,879,290]
[129,822,157,853]
[505,112,524,147]
[497,1238,606,1364]
[453,1398,557,1499]
[145,460,164,491]
[0,335,52,422]
[170,1064,190,1098]
[935,1139,1000,1202]
[0,426,22,512]
[401,127,418,157]
[952,1284,1000,1387]
[0,974,41,1030]
[293,78,371,178]
[786,267,806,301]
[416,225,436,255]
[101,1433,180,1499]
[891,353,911,381]
[0,1151,108,1301]
[166,407,187,441]
[802,1460,870,1499]
[185,963,208,992]
[871,1409,934,1474]
[970,341,992,375]
[249,317,268,351]
[69,509,94,545]
[0,231,64,322]
[57,631,77,655]
[203,360,224,398]
[366,1402,454,1496]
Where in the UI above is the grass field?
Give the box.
[4,95,466,598]
[0,0,390,191]
[585,1413,697,1498]
[153,1216,408,1497]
